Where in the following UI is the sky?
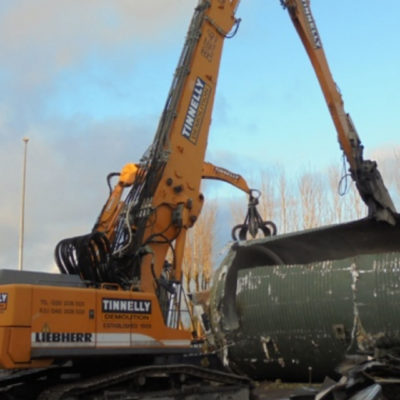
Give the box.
[0,0,399,272]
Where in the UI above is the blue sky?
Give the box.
[0,0,399,271]
[43,0,400,172]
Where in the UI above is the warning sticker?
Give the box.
[0,293,8,311]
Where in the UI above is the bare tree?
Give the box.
[278,169,290,233]
[392,148,400,204]
[226,160,384,242]
[182,201,217,293]
[259,169,277,224]
[327,165,345,224]
[345,183,366,221]
[229,196,247,227]
[182,234,194,293]
[298,171,325,229]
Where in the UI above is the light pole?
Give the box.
[18,137,29,271]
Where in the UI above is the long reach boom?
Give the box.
[281,0,397,225]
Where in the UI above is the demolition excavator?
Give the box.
[0,0,398,399]
[0,1,259,398]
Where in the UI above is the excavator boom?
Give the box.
[55,0,242,290]
[281,0,397,224]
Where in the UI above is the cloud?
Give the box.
[0,115,154,271]
[0,0,197,134]
[0,0,199,272]
[0,0,195,89]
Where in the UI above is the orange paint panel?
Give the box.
[31,286,96,335]
[8,327,31,363]
[0,285,32,326]
[0,327,52,369]
[0,327,11,368]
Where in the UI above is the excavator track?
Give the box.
[35,364,251,400]
[0,366,64,387]
[0,366,73,400]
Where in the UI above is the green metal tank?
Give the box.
[208,217,400,382]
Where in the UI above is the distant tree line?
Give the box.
[183,156,400,293]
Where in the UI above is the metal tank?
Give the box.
[208,217,400,382]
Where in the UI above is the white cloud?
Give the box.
[0,0,199,272]
[0,0,195,89]
[0,116,153,271]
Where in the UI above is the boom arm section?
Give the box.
[131,0,241,293]
[56,0,242,295]
[202,161,251,194]
[281,0,397,224]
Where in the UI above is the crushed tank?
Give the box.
[208,217,400,382]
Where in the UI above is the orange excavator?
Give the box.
[0,0,396,398]
[0,1,264,398]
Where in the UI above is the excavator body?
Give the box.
[0,269,193,370]
[0,0,242,381]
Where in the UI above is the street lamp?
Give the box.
[18,137,29,271]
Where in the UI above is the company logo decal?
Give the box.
[181,77,211,144]
[300,0,322,49]
[214,166,240,181]
[34,332,93,343]
[0,293,8,311]
[102,298,152,314]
